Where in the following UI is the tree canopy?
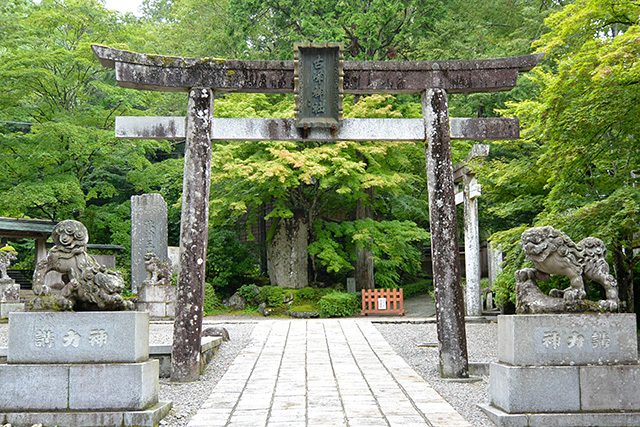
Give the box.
[489,0,640,315]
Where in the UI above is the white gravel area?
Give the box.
[375,321,498,427]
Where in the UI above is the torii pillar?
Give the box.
[423,88,468,377]
[454,144,490,317]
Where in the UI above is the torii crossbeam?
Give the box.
[93,45,541,381]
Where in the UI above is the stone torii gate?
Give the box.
[92,45,541,381]
[454,144,490,317]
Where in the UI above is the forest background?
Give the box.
[1,0,639,317]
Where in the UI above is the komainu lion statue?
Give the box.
[0,245,18,283]
[143,252,172,286]
[32,220,133,311]
[515,226,619,314]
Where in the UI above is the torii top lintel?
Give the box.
[91,45,542,95]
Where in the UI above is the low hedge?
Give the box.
[318,292,360,317]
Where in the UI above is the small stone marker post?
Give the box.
[131,193,169,294]
[422,88,469,378]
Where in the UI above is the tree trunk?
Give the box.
[171,88,213,382]
[266,210,308,288]
[613,242,636,312]
[422,88,469,379]
[355,187,375,291]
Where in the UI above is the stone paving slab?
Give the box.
[187,319,471,427]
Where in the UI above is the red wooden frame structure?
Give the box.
[361,288,405,316]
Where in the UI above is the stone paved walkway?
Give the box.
[187,319,471,427]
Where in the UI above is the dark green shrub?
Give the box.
[258,286,286,308]
[206,228,259,296]
[295,287,331,303]
[318,292,360,317]
[237,284,260,306]
[204,283,225,315]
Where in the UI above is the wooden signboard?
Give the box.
[294,43,343,128]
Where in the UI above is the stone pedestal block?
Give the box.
[1,311,170,427]
[136,301,176,318]
[137,302,166,317]
[137,285,177,318]
[0,364,70,411]
[69,360,159,410]
[166,302,176,317]
[138,284,176,302]
[580,365,640,411]
[489,363,580,413]
[498,314,637,366]
[0,302,24,319]
[8,311,149,363]
[1,401,172,427]
[481,314,640,427]
[0,282,19,303]
[0,361,158,411]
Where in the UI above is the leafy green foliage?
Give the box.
[236,284,260,306]
[203,282,225,315]
[257,286,286,308]
[318,292,360,318]
[309,219,429,288]
[226,0,445,60]
[206,228,259,295]
[294,287,332,303]
[0,0,172,264]
[489,0,640,310]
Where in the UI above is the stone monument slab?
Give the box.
[489,363,580,413]
[497,314,637,366]
[131,193,169,294]
[7,311,149,364]
[347,278,356,293]
[0,364,69,411]
[69,360,159,410]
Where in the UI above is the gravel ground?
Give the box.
[375,321,498,427]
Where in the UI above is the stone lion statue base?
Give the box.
[31,220,133,311]
[515,226,619,314]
